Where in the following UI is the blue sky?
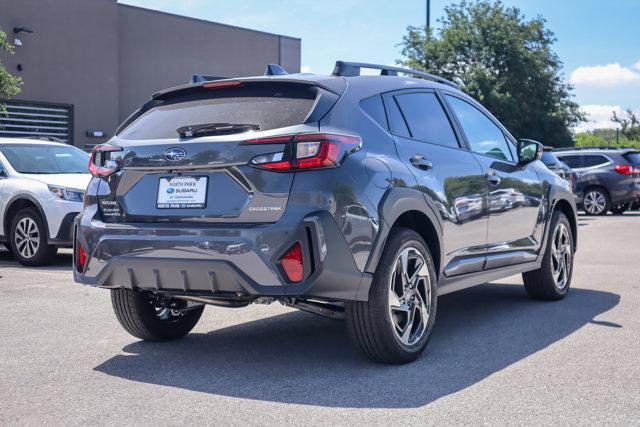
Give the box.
[120,0,640,131]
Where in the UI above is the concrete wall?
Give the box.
[117,4,301,122]
[0,0,119,146]
[0,0,301,147]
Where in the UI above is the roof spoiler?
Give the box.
[331,61,460,89]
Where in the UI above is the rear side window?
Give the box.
[360,95,388,130]
[394,92,459,148]
[623,152,640,165]
[582,155,610,168]
[383,96,411,138]
[118,83,317,140]
[445,95,514,161]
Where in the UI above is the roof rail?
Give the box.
[331,61,460,89]
[190,74,226,84]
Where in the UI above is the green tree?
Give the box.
[398,0,583,147]
[0,26,23,114]
[611,109,640,141]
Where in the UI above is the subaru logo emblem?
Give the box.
[164,147,186,161]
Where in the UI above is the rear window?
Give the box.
[118,83,317,140]
[623,152,640,165]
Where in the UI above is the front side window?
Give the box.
[0,144,89,174]
[394,92,459,148]
[446,95,515,161]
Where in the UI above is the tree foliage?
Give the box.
[398,0,583,147]
[611,109,640,141]
[0,26,23,113]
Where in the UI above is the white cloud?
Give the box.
[570,63,640,87]
[574,105,624,133]
[300,65,312,73]
[634,60,640,71]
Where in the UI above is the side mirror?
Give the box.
[517,139,543,165]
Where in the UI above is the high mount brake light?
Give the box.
[614,165,634,175]
[202,80,243,89]
[89,144,123,177]
[246,133,361,171]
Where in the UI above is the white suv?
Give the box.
[0,137,90,266]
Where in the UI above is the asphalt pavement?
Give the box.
[1,213,639,425]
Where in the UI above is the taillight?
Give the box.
[76,243,87,273]
[246,133,361,171]
[280,241,304,282]
[89,144,123,177]
[614,165,633,175]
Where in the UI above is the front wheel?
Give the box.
[346,228,437,364]
[522,211,574,300]
[111,289,205,341]
[9,208,57,266]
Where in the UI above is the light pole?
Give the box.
[426,0,431,29]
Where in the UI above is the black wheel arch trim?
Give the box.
[3,194,51,241]
[364,187,444,275]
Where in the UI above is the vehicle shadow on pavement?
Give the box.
[94,283,619,408]
[0,249,72,271]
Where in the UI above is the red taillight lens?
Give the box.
[246,133,361,172]
[614,165,633,175]
[280,241,304,282]
[89,144,123,177]
[76,243,87,272]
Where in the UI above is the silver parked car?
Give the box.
[0,137,91,266]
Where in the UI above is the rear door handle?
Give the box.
[410,155,433,170]
[485,172,501,186]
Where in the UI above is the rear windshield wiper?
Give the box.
[177,122,259,138]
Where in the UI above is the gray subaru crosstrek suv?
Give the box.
[74,62,578,364]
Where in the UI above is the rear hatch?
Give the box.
[96,80,340,224]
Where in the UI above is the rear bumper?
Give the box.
[73,209,371,302]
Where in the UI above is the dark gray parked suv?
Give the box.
[555,147,640,215]
[74,62,578,364]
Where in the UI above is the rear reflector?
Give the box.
[280,242,304,282]
[614,165,634,175]
[247,133,361,172]
[76,243,87,272]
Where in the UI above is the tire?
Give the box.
[610,203,629,215]
[8,208,57,266]
[111,288,204,341]
[522,211,574,300]
[346,227,437,364]
[582,187,610,215]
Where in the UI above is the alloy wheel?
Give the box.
[583,191,606,215]
[388,247,431,346]
[14,217,40,259]
[550,223,572,290]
